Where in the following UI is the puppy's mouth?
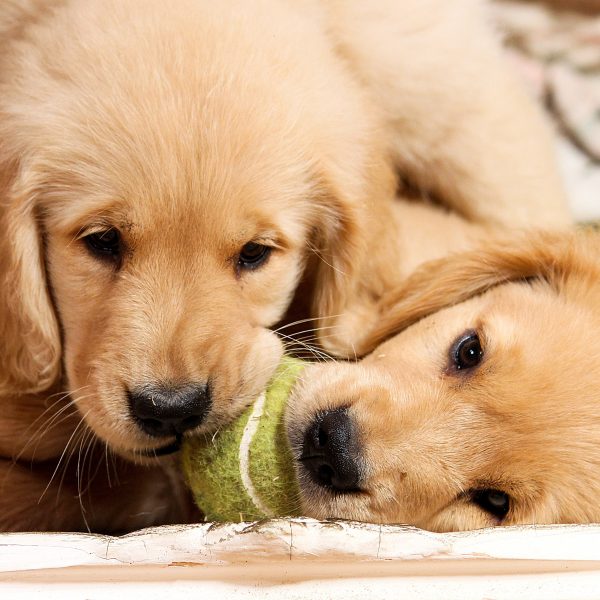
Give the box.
[141,435,182,457]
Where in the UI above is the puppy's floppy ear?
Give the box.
[310,191,365,327]
[357,230,596,356]
[0,164,61,394]
[309,151,395,341]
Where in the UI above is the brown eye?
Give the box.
[472,489,510,520]
[83,229,121,261]
[452,330,483,371]
[238,242,271,271]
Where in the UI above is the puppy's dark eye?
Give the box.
[472,489,510,520]
[83,229,121,260]
[452,331,483,371]
[238,242,271,271]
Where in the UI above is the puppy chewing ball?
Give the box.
[181,357,305,522]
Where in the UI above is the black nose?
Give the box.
[300,408,361,492]
[128,382,211,438]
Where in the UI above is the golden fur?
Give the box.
[0,0,569,531]
[287,229,600,531]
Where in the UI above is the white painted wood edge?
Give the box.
[2,518,600,573]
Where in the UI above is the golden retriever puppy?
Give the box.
[287,229,600,531]
[0,0,568,531]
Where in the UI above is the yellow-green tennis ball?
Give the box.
[181,357,305,522]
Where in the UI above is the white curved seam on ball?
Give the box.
[239,391,273,517]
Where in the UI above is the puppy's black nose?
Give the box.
[301,408,361,491]
[129,383,211,438]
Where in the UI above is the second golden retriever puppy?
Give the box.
[0,0,569,531]
[287,230,600,531]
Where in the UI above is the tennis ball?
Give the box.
[181,356,306,522]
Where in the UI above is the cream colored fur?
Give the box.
[0,0,569,531]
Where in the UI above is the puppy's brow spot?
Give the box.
[376,354,386,359]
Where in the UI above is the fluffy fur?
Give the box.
[0,0,569,531]
[287,228,600,531]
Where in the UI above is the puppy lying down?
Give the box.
[288,230,600,531]
[185,229,600,531]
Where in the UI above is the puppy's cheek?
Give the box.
[239,328,284,393]
[69,383,144,453]
[205,328,284,428]
[422,502,497,533]
[248,254,304,326]
[61,346,140,449]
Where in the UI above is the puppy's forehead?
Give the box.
[366,282,558,375]
[27,48,324,241]
[373,282,594,406]
[45,166,317,248]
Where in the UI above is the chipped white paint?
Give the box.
[0,522,591,559]
[2,520,600,598]
[3,518,600,571]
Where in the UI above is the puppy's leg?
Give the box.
[329,0,570,227]
[0,458,89,532]
[0,455,198,533]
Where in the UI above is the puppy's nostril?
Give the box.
[128,382,212,438]
[317,427,328,447]
[317,463,334,486]
[181,415,203,430]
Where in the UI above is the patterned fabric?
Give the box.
[494,1,600,222]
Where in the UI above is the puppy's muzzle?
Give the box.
[128,382,211,438]
[300,408,361,492]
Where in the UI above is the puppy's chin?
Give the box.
[295,473,373,521]
[116,437,184,463]
[294,480,500,532]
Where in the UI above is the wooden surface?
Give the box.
[2,519,600,598]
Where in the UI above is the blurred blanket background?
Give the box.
[493,0,600,222]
